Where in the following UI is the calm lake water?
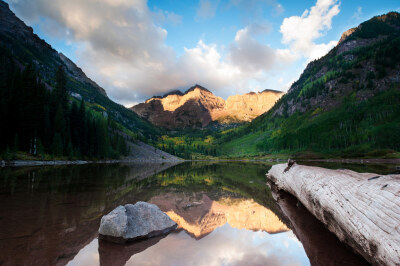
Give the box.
[1,161,397,266]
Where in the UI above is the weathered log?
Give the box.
[267,163,400,266]
[270,188,368,265]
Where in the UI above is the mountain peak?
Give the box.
[145,85,210,102]
[338,27,357,44]
[185,84,212,94]
[261,89,283,94]
[132,85,284,129]
[337,11,400,45]
[0,0,107,96]
[0,0,8,9]
[163,90,184,97]
[59,53,106,96]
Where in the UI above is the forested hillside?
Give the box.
[0,1,174,160]
[0,1,161,143]
[2,0,399,160]
[0,47,130,159]
[217,12,400,158]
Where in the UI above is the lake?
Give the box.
[1,161,397,266]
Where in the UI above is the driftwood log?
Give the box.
[267,163,400,265]
[270,188,369,265]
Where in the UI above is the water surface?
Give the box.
[1,161,392,265]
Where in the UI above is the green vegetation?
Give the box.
[0,47,130,159]
[250,88,399,156]
[205,14,400,159]
[149,162,278,210]
[347,12,400,41]
[152,130,220,159]
[0,28,162,143]
[2,11,400,161]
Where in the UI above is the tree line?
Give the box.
[0,47,129,159]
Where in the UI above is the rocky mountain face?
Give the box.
[0,0,161,138]
[220,12,400,156]
[0,1,106,96]
[271,12,400,118]
[131,84,283,129]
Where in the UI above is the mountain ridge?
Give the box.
[131,85,284,129]
[0,0,182,160]
[0,1,106,96]
[217,11,400,157]
[0,0,162,139]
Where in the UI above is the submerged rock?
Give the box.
[99,202,177,243]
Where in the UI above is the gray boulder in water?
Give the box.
[98,202,177,243]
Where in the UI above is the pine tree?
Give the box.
[55,66,68,112]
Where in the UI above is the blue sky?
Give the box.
[6,0,400,106]
[150,0,388,55]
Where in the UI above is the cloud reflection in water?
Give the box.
[68,224,309,266]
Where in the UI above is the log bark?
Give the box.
[267,163,400,266]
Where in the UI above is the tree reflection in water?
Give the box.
[0,161,375,265]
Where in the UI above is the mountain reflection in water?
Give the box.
[150,192,288,238]
[0,161,377,266]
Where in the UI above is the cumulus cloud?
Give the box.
[8,0,185,105]
[7,0,338,106]
[352,6,362,20]
[126,225,306,266]
[165,12,183,25]
[68,224,308,266]
[8,0,299,105]
[280,0,340,61]
[228,0,284,15]
[153,8,182,26]
[196,0,220,19]
[178,41,239,85]
[246,22,272,36]
[229,24,296,73]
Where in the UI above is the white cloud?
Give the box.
[228,0,284,15]
[352,6,362,20]
[280,0,340,61]
[9,0,186,105]
[68,224,308,266]
[228,25,296,73]
[9,0,333,106]
[153,9,182,26]
[196,0,220,19]
[165,12,183,25]
[126,225,306,266]
[246,22,272,36]
[230,27,275,72]
[176,40,242,92]
[8,0,300,105]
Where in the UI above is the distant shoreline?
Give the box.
[0,159,184,167]
[2,157,399,168]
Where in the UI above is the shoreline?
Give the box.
[0,159,184,167]
[2,157,400,167]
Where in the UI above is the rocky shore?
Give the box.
[267,162,400,265]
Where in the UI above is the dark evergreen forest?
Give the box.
[0,47,130,159]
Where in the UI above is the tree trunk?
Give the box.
[267,163,400,265]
